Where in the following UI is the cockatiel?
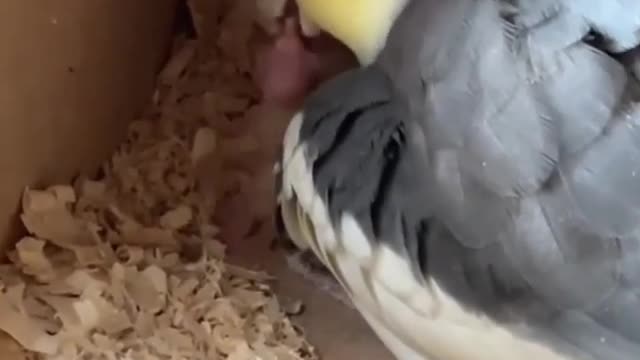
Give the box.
[275,1,640,360]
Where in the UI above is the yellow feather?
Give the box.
[296,0,408,64]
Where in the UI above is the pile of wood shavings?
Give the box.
[0,185,314,360]
[0,183,316,360]
[0,1,318,359]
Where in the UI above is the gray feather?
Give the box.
[292,0,640,358]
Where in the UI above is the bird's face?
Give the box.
[295,0,409,65]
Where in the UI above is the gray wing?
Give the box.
[383,0,640,358]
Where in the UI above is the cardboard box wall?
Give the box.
[0,0,177,252]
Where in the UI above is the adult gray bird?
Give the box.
[275,1,640,359]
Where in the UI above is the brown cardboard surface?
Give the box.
[0,0,177,252]
[0,333,27,360]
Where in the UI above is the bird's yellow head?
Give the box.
[296,0,409,65]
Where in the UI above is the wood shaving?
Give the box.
[0,1,318,359]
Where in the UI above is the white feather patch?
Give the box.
[338,213,375,263]
[281,111,338,263]
[308,192,338,253]
[357,305,429,360]
[371,245,420,297]
[282,112,304,199]
[363,276,572,360]
[282,113,303,167]
[333,250,377,309]
[405,285,440,318]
